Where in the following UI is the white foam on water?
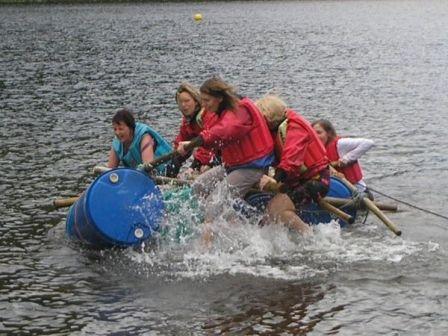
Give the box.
[178,222,326,281]
[306,222,429,264]
[127,188,439,281]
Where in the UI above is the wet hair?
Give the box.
[200,77,240,114]
[312,119,337,141]
[255,95,287,125]
[175,82,202,114]
[112,108,136,130]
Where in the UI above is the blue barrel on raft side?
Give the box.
[66,168,164,248]
[245,176,357,227]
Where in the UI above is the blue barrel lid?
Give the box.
[85,168,164,246]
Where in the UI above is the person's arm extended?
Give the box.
[337,138,374,164]
[107,148,120,168]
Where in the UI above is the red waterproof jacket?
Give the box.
[200,98,274,167]
[326,136,363,184]
[174,109,219,166]
[275,109,329,181]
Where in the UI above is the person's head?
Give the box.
[112,108,135,144]
[255,95,287,131]
[199,77,239,114]
[312,119,337,145]
[175,82,201,119]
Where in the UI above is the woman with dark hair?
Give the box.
[166,82,220,178]
[312,119,374,192]
[107,108,172,175]
[176,77,275,245]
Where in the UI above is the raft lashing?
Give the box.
[66,168,164,248]
[66,169,356,248]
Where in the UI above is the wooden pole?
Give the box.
[329,167,401,236]
[92,165,111,175]
[141,137,202,172]
[318,199,355,224]
[53,196,79,209]
[92,166,192,187]
[323,196,398,212]
[363,197,401,235]
[52,176,192,209]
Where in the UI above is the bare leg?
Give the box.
[193,166,226,248]
[266,193,313,236]
[199,168,265,247]
[201,223,214,249]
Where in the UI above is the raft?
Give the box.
[65,169,358,248]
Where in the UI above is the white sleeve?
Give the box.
[336,138,375,164]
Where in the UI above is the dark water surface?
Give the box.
[1,1,448,335]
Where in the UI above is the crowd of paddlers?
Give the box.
[107,77,374,245]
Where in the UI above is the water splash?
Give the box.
[126,186,436,281]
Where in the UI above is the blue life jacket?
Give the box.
[112,122,172,174]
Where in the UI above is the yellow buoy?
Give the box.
[194,13,203,22]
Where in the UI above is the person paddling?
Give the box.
[255,95,330,236]
[107,108,172,175]
[176,77,275,245]
[166,82,220,178]
[312,119,374,193]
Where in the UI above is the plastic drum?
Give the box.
[299,176,356,227]
[66,168,164,248]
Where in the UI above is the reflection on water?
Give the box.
[1,1,448,334]
[203,281,339,334]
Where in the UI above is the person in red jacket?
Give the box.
[166,82,220,178]
[312,119,374,193]
[255,95,330,236]
[177,77,275,245]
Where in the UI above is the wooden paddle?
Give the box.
[329,166,401,236]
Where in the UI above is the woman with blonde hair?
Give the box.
[256,95,330,235]
[167,82,220,177]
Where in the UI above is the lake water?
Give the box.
[1,1,448,334]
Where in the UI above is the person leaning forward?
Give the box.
[256,95,330,236]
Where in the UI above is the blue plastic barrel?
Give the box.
[66,168,164,248]
[299,176,356,227]
[245,176,357,226]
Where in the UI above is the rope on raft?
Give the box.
[369,186,448,221]
[336,188,370,224]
